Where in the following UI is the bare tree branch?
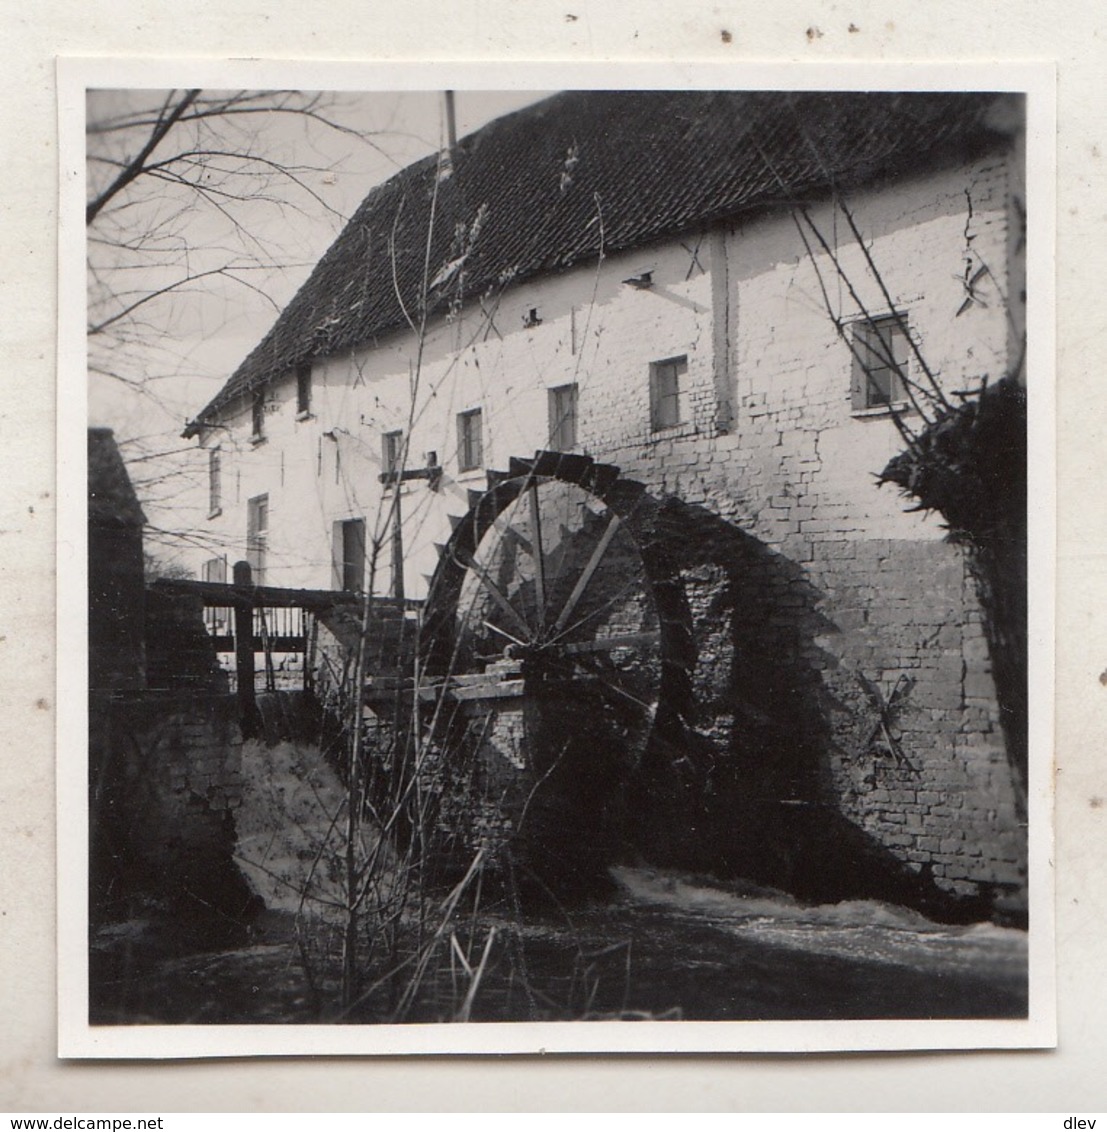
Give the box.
[86,89,200,225]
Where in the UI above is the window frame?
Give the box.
[548,383,579,451]
[202,556,227,584]
[850,313,912,413]
[332,517,367,593]
[382,428,404,480]
[246,493,269,584]
[295,362,313,418]
[207,446,222,519]
[649,355,689,432]
[457,407,484,473]
[250,387,266,442]
[201,556,229,634]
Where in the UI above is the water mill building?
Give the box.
[179,90,1028,916]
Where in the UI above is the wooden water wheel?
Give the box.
[417,452,688,893]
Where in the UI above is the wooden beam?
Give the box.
[551,513,622,634]
[232,561,260,737]
[528,483,547,625]
[152,577,421,613]
[378,464,442,487]
[562,631,660,654]
[211,636,307,653]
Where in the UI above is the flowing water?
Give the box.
[90,864,1027,1025]
[421,865,1029,1023]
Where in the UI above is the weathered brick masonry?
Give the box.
[607,438,1025,907]
[89,693,251,925]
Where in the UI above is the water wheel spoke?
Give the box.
[548,574,649,646]
[571,659,657,712]
[456,549,533,641]
[527,482,547,624]
[481,620,528,648]
[551,512,623,635]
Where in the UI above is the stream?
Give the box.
[90,865,1027,1025]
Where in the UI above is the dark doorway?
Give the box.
[333,518,366,593]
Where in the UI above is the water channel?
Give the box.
[90,864,1027,1025]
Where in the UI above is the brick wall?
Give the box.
[89,692,250,925]
[813,540,1023,896]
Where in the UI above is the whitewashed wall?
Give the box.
[193,150,1017,600]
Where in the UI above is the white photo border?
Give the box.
[57,57,1057,1059]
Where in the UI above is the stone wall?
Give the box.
[90,686,379,938]
[812,541,1023,894]
[89,692,252,929]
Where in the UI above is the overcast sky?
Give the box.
[87,89,550,436]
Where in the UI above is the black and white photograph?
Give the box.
[65,66,1053,1056]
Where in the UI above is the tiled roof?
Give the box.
[186,90,1012,435]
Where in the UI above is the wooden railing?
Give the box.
[152,562,421,736]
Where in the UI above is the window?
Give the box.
[202,556,227,584]
[201,557,228,635]
[207,447,222,518]
[246,494,268,584]
[332,518,366,593]
[548,383,579,451]
[251,388,266,440]
[457,408,483,472]
[296,363,312,417]
[382,429,404,478]
[851,314,910,411]
[650,356,688,430]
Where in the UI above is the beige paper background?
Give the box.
[1,0,1100,1110]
